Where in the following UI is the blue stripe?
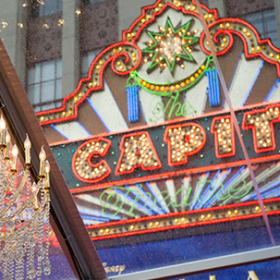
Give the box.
[195,170,221,209]
[240,61,264,107]
[113,187,153,215]
[242,178,280,202]
[146,182,168,214]
[126,184,164,215]
[261,186,280,198]
[207,71,213,106]
[135,86,139,121]
[80,215,110,222]
[127,87,131,122]
[214,69,220,105]
[263,79,280,102]
[133,86,136,121]
[205,166,245,207]
[86,97,111,132]
[203,168,232,209]
[76,122,91,136]
[50,124,70,140]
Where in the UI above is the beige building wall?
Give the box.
[118,0,155,40]
[208,0,226,17]
[62,0,80,98]
[274,0,280,48]
[0,0,27,87]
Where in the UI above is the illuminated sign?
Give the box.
[51,102,280,193]
[36,1,280,126]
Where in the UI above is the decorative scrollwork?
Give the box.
[37,42,141,125]
[200,19,280,76]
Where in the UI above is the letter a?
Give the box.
[116,131,162,175]
[247,271,259,280]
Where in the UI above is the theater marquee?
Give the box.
[51,102,280,193]
[39,0,280,243]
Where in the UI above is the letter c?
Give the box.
[72,137,111,183]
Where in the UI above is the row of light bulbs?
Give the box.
[0,116,50,179]
[94,204,272,236]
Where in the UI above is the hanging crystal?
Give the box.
[0,127,51,280]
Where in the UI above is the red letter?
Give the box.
[164,123,206,166]
[211,115,235,158]
[243,105,280,153]
[115,131,162,175]
[72,137,111,183]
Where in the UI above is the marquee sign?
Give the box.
[41,0,280,242]
[36,0,280,125]
[51,102,280,193]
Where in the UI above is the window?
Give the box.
[81,49,102,78]
[242,9,279,48]
[39,0,62,17]
[27,60,62,113]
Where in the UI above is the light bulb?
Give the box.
[5,132,10,143]
[39,146,46,177]
[12,145,18,157]
[44,160,51,189]
[11,145,18,171]
[45,160,50,173]
[4,131,10,158]
[0,116,5,130]
[39,146,46,161]
[32,182,37,192]
[24,134,31,149]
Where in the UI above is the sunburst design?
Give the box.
[143,18,199,73]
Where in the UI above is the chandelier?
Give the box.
[0,116,51,280]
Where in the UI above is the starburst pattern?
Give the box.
[143,18,199,73]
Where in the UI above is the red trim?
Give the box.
[242,104,280,153]
[86,197,280,240]
[49,99,280,147]
[131,3,201,43]
[164,123,206,166]
[49,102,280,193]
[37,42,142,125]
[200,18,280,77]
[72,137,111,183]
[70,153,280,193]
[37,1,219,126]
[211,115,236,158]
[89,212,280,241]
[122,0,218,42]
[115,131,162,176]
[86,197,280,229]
[38,3,280,126]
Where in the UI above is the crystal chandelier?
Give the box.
[0,116,51,280]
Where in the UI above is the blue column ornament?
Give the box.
[126,77,140,122]
[206,68,220,106]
